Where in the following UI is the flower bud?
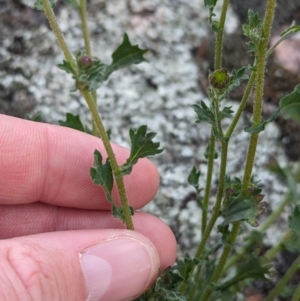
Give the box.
[209,68,229,90]
[78,55,93,68]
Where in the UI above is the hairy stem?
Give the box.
[79,0,92,56]
[264,254,300,301]
[81,90,134,229]
[291,278,300,301]
[42,0,134,230]
[41,0,78,73]
[201,133,215,234]
[225,71,255,137]
[265,231,292,261]
[78,0,98,135]
[214,0,229,69]
[198,0,277,299]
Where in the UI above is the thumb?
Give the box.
[0,229,160,301]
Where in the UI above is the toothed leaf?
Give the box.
[103,33,148,81]
[119,125,163,177]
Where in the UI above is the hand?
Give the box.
[0,114,177,301]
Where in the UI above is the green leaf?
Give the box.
[280,22,300,37]
[244,84,300,134]
[90,150,113,195]
[90,150,133,224]
[192,101,215,125]
[204,144,218,159]
[103,33,148,81]
[63,0,80,7]
[188,166,201,190]
[57,60,76,75]
[72,34,147,91]
[192,102,225,140]
[242,10,263,56]
[135,262,188,301]
[204,0,218,6]
[176,254,201,281]
[82,60,108,92]
[289,205,300,239]
[227,66,251,92]
[34,0,58,10]
[112,205,134,221]
[220,106,234,119]
[25,113,43,122]
[119,125,163,177]
[58,113,91,134]
[217,254,272,291]
[204,0,219,31]
[244,122,265,134]
[220,189,266,227]
[248,10,262,29]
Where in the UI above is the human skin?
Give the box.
[0,114,177,301]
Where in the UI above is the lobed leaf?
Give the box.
[188,166,201,190]
[192,101,215,125]
[245,84,300,134]
[220,189,266,227]
[103,33,148,81]
[119,125,163,177]
[289,205,300,239]
[57,60,75,75]
[90,150,113,195]
[34,0,58,10]
[58,113,91,134]
[217,254,272,291]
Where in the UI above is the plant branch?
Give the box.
[41,0,78,73]
[263,254,300,301]
[79,0,92,56]
[225,70,255,137]
[81,89,134,230]
[291,278,300,301]
[201,133,215,234]
[198,1,277,299]
[214,0,229,69]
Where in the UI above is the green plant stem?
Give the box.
[260,195,289,232]
[198,1,276,299]
[225,194,290,271]
[263,254,300,301]
[266,25,298,57]
[187,265,202,301]
[200,0,229,235]
[202,133,215,235]
[41,0,78,73]
[78,0,98,136]
[179,141,228,294]
[81,89,134,230]
[196,141,228,260]
[41,0,134,230]
[291,279,300,301]
[214,0,229,69]
[225,71,255,137]
[199,222,240,301]
[265,230,292,261]
[79,0,92,56]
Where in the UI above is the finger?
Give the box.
[0,115,159,209]
[0,203,177,270]
[0,230,161,301]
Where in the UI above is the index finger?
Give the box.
[0,115,160,210]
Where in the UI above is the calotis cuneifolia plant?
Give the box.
[32,0,300,300]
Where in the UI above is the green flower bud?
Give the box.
[209,68,229,90]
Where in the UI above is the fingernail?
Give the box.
[80,237,158,301]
